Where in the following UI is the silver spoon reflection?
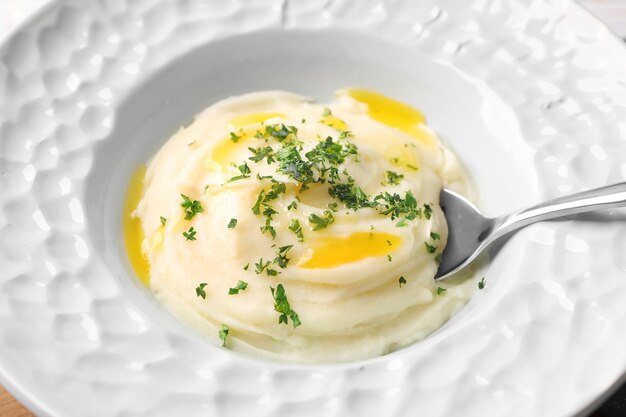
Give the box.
[435,183,626,281]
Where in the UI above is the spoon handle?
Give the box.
[493,182,626,239]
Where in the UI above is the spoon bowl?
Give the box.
[435,182,626,281]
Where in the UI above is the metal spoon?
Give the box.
[435,182,626,281]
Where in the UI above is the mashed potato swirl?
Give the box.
[131,89,476,363]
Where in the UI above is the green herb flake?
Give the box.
[387,255,392,262]
[255,258,279,276]
[218,324,229,347]
[183,226,197,241]
[399,276,407,287]
[322,107,332,117]
[264,124,295,142]
[287,200,298,210]
[406,164,419,171]
[274,245,293,269]
[386,240,392,246]
[430,231,440,240]
[424,242,436,254]
[252,190,266,215]
[270,284,301,329]
[288,219,304,242]
[424,204,433,220]
[248,146,276,164]
[436,287,447,295]
[228,280,248,295]
[260,219,277,240]
[396,219,409,227]
[228,161,252,182]
[180,194,204,220]
[195,283,208,299]
[160,216,167,226]
[309,211,335,231]
[375,190,421,222]
[385,170,404,185]
[478,277,486,290]
[328,182,373,210]
[435,253,442,264]
[227,218,238,229]
[243,263,250,271]
[229,131,241,143]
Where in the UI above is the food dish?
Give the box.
[2,0,626,416]
[127,89,477,362]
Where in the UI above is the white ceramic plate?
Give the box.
[2,0,626,416]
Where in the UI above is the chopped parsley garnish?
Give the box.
[264,124,296,141]
[228,280,248,295]
[180,194,204,220]
[375,190,420,221]
[183,226,197,241]
[287,200,298,210]
[424,204,433,220]
[274,245,293,269]
[387,255,392,262]
[270,284,301,329]
[329,182,373,210]
[478,277,486,290]
[322,107,332,117]
[309,211,334,231]
[255,258,278,276]
[265,180,286,201]
[430,231,440,240]
[424,242,436,254]
[406,164,419,171]
[252,190,266,215]
[399,276,407,287]
[273,136,358,192]
[195,283,208,299]
[251,181,286,239]
[218,324,229,347]
[288,219,304,241]
[435,253,442,264]
[396,219,409,227]
[386,240,392,246]
[385,170,404,185]
[243,263,249,271]
[227,218,238,229]
[276,142,315,185]
[436,287,447,295]
[260,218,276,240]
[306,136,356,166]
[229,131,241,143]
[228,161,252,182]
[160,216,167,226]
[248,146,275,164]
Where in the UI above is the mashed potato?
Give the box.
[129,89,476,363]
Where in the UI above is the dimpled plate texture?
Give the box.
[2,0,626,416]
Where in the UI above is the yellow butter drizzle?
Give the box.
[341,88,435,147]
[321,115,348,131]
[123,165,150,286]
[299,232,402,269]
[210,112,285,168]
